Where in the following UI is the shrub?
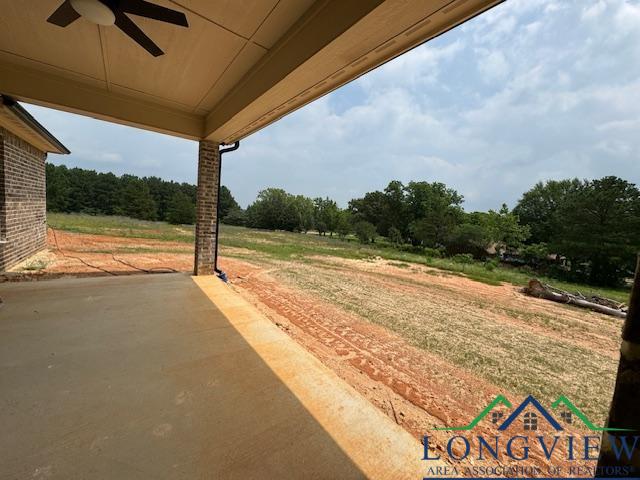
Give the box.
[354,221,377,244]
[399,244,425,254]
[222,207,247,226]
[484,258,499,271]
[387,226,403,246]
[452,253,474,264]
[445,223,491,258]
[423,247,443,258]
[520,243,549,267]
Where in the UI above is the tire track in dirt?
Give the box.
[221,257,596,474]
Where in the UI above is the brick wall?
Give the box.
[0,127,47,271]
[194,140,220,276]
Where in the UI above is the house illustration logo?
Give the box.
[435,394,629,432]
[423,394,637,478]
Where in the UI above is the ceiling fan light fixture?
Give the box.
[48,0,188,56]
[70,0,115,26]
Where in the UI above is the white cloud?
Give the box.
[27,0,640,212]
[226,0,640,210]
[582,0,607,19]
[477,49,510,82]
[78,151,123,164]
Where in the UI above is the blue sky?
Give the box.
[27,0,640,211]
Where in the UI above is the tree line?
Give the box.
[230,177,640,287]
[46,163,640,287]
[46,163,239,225]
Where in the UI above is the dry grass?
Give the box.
[271,259,619,425]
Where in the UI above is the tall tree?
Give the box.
[314,197,339,236]
[553,176,640,286]
[45,163,70,212]
[120,176,157,220]
[219,185,240,218]
[292,195,315,233]
[513,179,582,244]
[381,180,407,237]
[246,188,298,231]
[468,205,530,252]
[406,181,464,247]
[167,191,196,225]
[46,163,239,225]
[348,191,387,232]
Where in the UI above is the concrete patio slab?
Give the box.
[0,274,427,479]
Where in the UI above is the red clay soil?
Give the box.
[2,230,193,280]
[220,257,598,474]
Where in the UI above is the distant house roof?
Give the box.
[0,95,69,155]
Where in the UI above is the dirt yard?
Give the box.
[7,223,623,474]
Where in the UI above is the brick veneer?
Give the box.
[0,127,47,271]
[194,140,220,276]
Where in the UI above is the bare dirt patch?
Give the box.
[221,256,612,474]
[4,229,193,280]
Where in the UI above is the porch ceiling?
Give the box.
[0,0,500,142]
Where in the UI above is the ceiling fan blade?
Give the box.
[47,0,81,27]
[118,0,188,27]
[114,10,164,57]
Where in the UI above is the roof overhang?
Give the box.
[0,0,502,142]
[0,95,70,154]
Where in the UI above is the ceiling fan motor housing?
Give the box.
[69,0,116,26]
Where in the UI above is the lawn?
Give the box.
[47,212,195,243]
[47,212,631,303]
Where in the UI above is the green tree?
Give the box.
[553,176,640,286]
[520,243,550,267]
[348,191,387,231]
[46,163,70,212]
[45,164,232,223]
[222,207,247,226]
[468,205,529,253]
[335,210,352,238]
[513,179,581,244]
[381,180,408,237]
[406,181,464,246]
[314,197,340,236]
[354,221,377,244]
[387,226,403,246]
[166,191,196,224]
[219,185,240,218]
[94,172,121,215]
[292,195,315,232]
[246,188,298,231]
[444,223,491,258]
[121,177,157,220]
[145,176,173,221]
[66,167,98,213]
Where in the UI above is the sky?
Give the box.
[26,0,640,211]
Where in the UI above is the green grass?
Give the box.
[47,212,631,303]
[47,212,194,243]
[218,224,630,303]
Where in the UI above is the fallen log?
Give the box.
[523,279,627,319]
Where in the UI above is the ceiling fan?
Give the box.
[47,0,189,57]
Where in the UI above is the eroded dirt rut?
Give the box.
[221,257,609,474]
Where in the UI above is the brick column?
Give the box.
[194,140,220,276]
